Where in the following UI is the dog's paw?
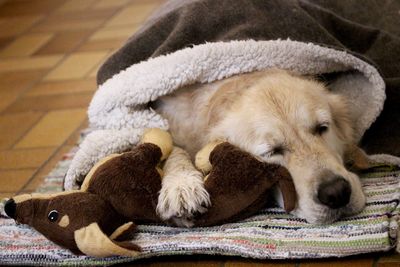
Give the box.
[156,172,211,227]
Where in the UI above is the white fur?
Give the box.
[156,147,210,227]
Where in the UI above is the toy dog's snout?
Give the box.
[4,198,16,219]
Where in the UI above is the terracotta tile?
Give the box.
[376,262,400,267]
[77,38,125,52]
[34,31,92,55]
[0,37,13,50]
[106,3,159,26]
[0,70,46,91]
[0,193,13,200]
[0,169,36,192]
[23,145,73,192]
[377,263,400,267]
[132,0,165,3]
[30,9,116,32]
[0,111,43,149]
[0,70,47,112]
[379,252,400,263]
[0,15,42,38]
[0,91,20,113]
[93,0,131,9]
[44,51,109,80]
[299,258,374,267]
[56,0,98,13]
[0,148,55,170]
[148,260,221,267]
[225,259,295,267]
[14,109,87,148]
[3,92,93,113]
[0,55,63,73]
[86,52,114,77]
[0,33,53,57]
[0,0,66,17]
[25,78,96,96]
[90,25,137,41]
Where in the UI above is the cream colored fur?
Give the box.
[155,69,368,224]
[157,147,210,227]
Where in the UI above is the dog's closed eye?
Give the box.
[257,144,285,158]
[314,123,329,135]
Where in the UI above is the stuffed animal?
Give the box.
[4,129,296,258]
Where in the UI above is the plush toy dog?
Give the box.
[4,129,296,258]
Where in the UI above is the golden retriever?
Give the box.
[153,69,368,226]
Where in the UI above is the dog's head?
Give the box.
[209,70,368,223]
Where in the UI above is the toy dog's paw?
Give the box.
[156,171,211,227]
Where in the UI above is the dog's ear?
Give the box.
[344,144,371,171]
[328,94,354,144]
[328,94,371,171]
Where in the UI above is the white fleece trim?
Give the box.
[88,39,385,139]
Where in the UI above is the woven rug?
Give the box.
[0,143,399,266]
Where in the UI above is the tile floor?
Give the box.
[0,0,398,266]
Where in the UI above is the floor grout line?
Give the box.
[0,4,123,117]
[5,112,45,150]
[17,119,86,194]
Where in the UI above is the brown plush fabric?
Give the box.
[12,192,126,255]
[113,223,137,242]
[195,142,296,227]
[7,143,164,255]
[87,143,163,222]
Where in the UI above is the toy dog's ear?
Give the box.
[141,128,173,160]
[195,140,225,174]
[276,168,297,212]
[74,222,141,257]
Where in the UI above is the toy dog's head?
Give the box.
[4,191,141,257]
[4,128,173,257]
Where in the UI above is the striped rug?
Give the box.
[0,145,399,266]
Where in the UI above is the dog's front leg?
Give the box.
[157,147,211,227]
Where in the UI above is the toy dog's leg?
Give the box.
[157,147,211,227]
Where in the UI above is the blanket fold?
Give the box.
[96,0,400,156]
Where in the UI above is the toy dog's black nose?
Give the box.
[4,199,16,219]
[317,177,351,209]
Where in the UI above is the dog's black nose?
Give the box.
[317,177,351,209]
[4,198,16,219]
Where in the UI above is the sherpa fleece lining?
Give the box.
[88,39,385,138]
[65,39,385,190]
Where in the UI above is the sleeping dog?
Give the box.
[153,69,369,226]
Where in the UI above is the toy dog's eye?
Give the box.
[48,210,59,222]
